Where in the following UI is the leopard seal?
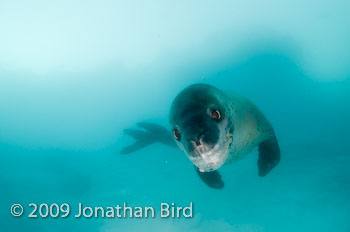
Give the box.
[169,84,280,181]
[121,83,280,189]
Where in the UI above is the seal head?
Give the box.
[169,84,233,172]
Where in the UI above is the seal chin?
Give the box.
[187,144,228,172]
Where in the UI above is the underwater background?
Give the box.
[0,0,349,231]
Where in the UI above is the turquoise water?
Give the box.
[1,1,349,231]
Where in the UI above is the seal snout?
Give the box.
[189,130,205,146]
[186,130,216,157]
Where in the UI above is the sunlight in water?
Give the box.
[0,0,348,80]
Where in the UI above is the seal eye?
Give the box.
[173,128,181,140]
[211,109,221,121]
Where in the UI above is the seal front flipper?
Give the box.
[194,166,224,189]
[258,136,280,177]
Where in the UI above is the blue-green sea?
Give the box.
[0,0,349,231]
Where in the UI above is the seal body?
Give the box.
[224,92,275,163]
[169,84,279,174]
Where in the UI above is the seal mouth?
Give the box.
[187,143,228,172]
[183,121,232,172]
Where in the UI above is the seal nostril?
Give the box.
[190,139,201,147]
[194,139,201,146]
[198,134,203,141]
[192,130,205,146]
